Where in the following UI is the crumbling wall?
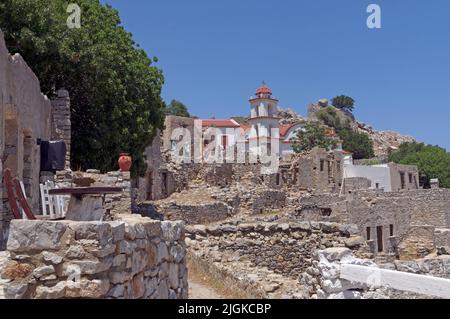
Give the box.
[186,221,368,298]
[1,215,188,299]
[50,90,71,169]
[291,148,343,193]
[397,225,436,260]
[342,177,371,193]
[159,201,234,225]
[251,190,286,214]
[0,30,52,250]
[294,189,450,258]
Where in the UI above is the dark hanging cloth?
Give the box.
[40,140,66,171]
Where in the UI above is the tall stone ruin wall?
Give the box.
[0,30,52,250]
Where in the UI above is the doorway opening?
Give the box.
[377,226,383,252]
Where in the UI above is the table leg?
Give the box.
[65,195,105,221]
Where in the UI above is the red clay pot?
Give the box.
[118,153,132,172]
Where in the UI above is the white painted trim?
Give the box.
[340,263,450,299]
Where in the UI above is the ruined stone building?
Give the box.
[0,31,70,249]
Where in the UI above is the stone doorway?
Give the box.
[377,226,384,252]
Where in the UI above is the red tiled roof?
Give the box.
[200,119,240,128]
[280,124,293,137]
[256,85,272,95]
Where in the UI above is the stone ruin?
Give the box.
[0,30,188,299]
[123,113,450,299]
[1,26,449,299]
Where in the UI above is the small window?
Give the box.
[409,173,413,184]
[390,224,394,237]
[376,183,380,189]
[276,173,280,186]
[320,160,325,172]
[366,227,371,240]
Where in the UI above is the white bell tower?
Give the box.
[248,83,280,152]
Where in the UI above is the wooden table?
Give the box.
[49,187,122,221]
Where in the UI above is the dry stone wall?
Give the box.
[0,215,188,299]
[186,220,368,298]
[159,201,234,225]
[295,189,450,258]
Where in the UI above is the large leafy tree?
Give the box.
[166,100,190,118]
[292,122,337,153]
[0,0,165,176]
[339,128,374,160]
[389,142,450,188]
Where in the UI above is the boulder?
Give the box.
[7,220,67,252]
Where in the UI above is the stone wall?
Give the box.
[159,201,234,225]
[251,190,286,214]
[0,215,188,299]
[0,30,53,250]
[186,220,368,298]
[295,189,450,258]
[50,90,71,170]
[342,177,371,193]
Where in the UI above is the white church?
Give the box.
[200,84,306,156]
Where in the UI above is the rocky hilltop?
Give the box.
[282,99,417,159]
[356,122,416,158]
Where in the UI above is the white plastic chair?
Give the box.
[40,181,67,219]
[47,181,66,219]
[40,182,55,219]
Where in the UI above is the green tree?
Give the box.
[0,0,165,176]
[292,122,337,153]
[339,128,374,160]
[166,100,190,117]
[389,142,450,188]
[331,95,355,113]
[316,107,374,159]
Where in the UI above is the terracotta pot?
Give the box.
[118,153,132,172]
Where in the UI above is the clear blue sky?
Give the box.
[102,0,450,150]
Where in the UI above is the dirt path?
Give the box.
[189,278,224,299]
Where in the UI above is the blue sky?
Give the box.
[102,0,450,150]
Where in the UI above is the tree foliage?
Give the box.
[339,128,374,160]
[315,107,374,159]
[388,142,450,188]
[331,95,355,113]
[166,100,190,118]
[292,122,337,153]
[0,0,165,176]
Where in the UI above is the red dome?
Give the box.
[256,84,272,95]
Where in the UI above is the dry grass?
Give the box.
[187,257,249,299]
